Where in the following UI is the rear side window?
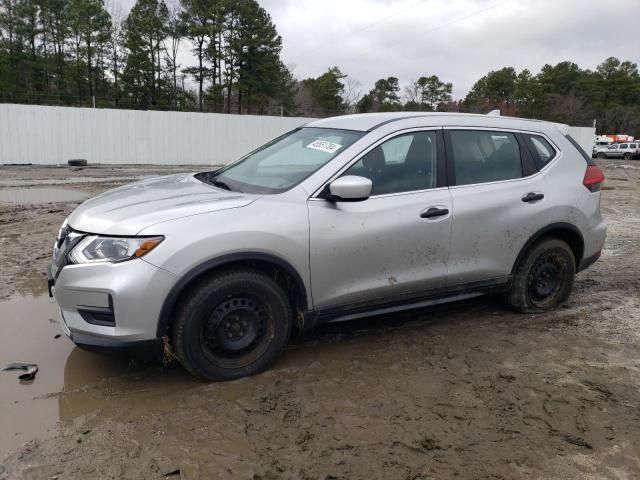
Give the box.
[449,130,522,186]
[524,135,556,167]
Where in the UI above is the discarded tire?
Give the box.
[67,159,88,166]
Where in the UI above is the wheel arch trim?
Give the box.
[156,252,310,337]
[511,222,585,276]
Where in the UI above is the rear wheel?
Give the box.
[623,152,632,160]
[504,238,576,313]
[172,269,292,381]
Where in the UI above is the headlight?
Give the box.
[68,236,164,264]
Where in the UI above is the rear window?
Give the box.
[566,134,594,165]
[449,130,522,186]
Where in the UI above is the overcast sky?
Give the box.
[120,0,639,99]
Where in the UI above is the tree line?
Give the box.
[0,0,294,113]
[308,57,639,136]
[1,0,639,134]
[461,58,640,135]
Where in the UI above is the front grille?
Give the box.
[52,224,84,279]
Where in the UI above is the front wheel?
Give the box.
[623,152,632,160]
[172,269,292,381]
[596,152,606,159]
[504,238,576,313]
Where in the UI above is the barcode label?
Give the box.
[305,140,343,154]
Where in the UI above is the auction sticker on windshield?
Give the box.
[305,140,343,154]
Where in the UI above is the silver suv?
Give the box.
[49,113,607,380]
[595,142,639,159]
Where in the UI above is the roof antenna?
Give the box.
[487,109,501,117]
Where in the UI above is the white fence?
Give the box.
[0,104,315,165]
[0,104,596,165]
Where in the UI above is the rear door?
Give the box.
[308,129,452,310]
[608,145,623,158]
[444,128,555,287]
[619,144,630,158]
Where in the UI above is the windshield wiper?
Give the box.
[212,178,232,191]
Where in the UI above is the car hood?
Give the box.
[67,173,258,235]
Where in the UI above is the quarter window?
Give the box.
[525,134,556,167]
[449,130,522,186]
[343,131,438,195]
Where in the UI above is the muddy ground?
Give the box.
[0,161,639,480]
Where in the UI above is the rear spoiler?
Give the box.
[553,123,570,135]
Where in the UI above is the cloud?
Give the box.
[116,0,639,99]
[263,0,639,98]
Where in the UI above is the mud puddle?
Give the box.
[0,291,275,461]
[0,188,89,205]
[0,294,70,458]
[0,287,448,462]
[0,293,149,459]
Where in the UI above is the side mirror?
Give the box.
[323,175,372,202]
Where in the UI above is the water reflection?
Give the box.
[0,294,70,459]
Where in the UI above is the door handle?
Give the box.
[420,207,449,218]
[522,192,544,203]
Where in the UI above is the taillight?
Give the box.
[583,165,605,192]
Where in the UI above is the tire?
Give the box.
[596,152,606,159]
[172,269,292,381]
[67,159,88,166]
[504,238,576,313]
[623,152,632,160]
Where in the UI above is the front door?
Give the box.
[308,129,452,310]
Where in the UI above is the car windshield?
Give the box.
[198,127,364,194]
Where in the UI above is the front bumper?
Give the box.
[49,257,176,357]
[59,309,164,359]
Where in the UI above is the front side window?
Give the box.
[621,144,628,149]
[449,130,522,186]
[343,131,438,195]
[204,127,364,194]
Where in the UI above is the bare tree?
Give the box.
[343,76,362,114]
[106,0,125,103]
[164,0,182,108]
[403,82,420,105]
